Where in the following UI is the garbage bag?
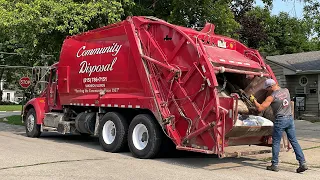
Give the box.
[243,119,260,126]
[236,114,273,126]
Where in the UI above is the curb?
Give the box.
[0,111,21,113]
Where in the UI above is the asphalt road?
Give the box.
[0,123,319,180]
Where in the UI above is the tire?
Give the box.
[128,114,163,159]
[25,108,41,137]
[98,112,128,153]
[75,112,96,134]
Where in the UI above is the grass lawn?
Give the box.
[0,105,22,111]
[0,115,23,126]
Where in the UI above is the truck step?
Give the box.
[42,121,77,135]
[42,126,57,132]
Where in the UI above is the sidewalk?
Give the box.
[0,111,21,112]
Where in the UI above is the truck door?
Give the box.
[48,68,57,110]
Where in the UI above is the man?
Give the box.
[249,78,308,173]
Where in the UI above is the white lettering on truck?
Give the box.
[79,57,117,76]
[76,43,122,58]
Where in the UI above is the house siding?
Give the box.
[267,60,319,117]
[267,61,287,87]
[286,75,319,116]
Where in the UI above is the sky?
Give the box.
[256,0,305,18]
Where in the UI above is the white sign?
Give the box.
[76,43,122,58]
[217,40,227,48]
[79,57,117,76]
[77,42,122,76]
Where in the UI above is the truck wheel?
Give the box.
[25,108,41,137]
[128,114,162,159]
[98,112,128,152]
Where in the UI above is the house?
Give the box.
[2,89,15,102]
[266,51,320,118]
[0,80,19,104]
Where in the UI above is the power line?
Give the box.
[0,52,19,55]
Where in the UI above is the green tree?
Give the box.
[238,6,316,55]
[128,0,240,37]
[237,7,270,49]
[0,0,133,66]
[304,0,320,49]
[0,0,133,101]
[127,0,173,20]
[264,12,315,55]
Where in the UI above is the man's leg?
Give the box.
[285,118,308,173]
[267,120,283,171]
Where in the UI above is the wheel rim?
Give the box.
[27,114,35,132]
[102,120,116,144]
[132,123,148,150]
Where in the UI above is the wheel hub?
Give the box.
[102,120,116,144]
[132,124,148,150]
[111,128,115,136]
[141,132,147,142]
[27,114,35,132]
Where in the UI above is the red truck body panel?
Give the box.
[57,19,159,117]
[24,97,46,124]
[30,16,277,156]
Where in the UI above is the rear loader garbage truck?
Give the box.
[23,16,279,159]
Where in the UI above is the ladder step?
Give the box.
[42,126,57,132]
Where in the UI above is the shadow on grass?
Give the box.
[0,115,23,126]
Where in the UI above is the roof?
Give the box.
[266,51,320,72]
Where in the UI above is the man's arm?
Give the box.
[253,96,274,112]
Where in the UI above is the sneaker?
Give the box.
[267,165,279,172]
[296,163,308,173]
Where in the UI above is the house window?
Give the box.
[299,76,308,86]
[6,93,10,101]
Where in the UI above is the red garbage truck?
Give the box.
[22,16,278,159]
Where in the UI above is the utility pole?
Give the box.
[40,63,49,92]
[40,53,52,92]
